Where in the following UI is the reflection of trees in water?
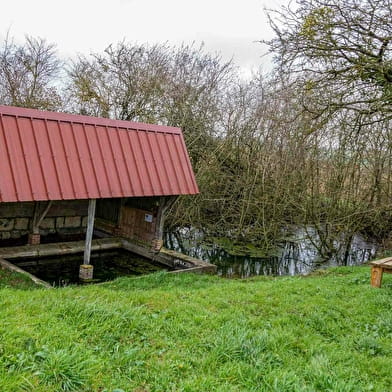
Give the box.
[165,229,377,278]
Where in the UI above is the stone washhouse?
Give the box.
[0,105,215,284]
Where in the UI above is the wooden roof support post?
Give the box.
[80,199,96,281]
[28,201,53,245]
[84,198,96,264]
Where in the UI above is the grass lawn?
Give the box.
[1,266,392,391]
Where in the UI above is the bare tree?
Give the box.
[68,42,234,162]
[264,0,392,125]
[68,42,170,120]
[0,35,62,110]
[67,36,392,255]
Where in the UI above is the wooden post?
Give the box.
[371,266,383,288]
[28,201,53,245]
[80,199,96,281]
[83,198,96,265]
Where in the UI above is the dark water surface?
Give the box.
[9,228,378,283]
[165,228,378,278]
[12,249,167,286]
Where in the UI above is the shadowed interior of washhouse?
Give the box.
[0,195,176,281]
[0,197,168,246]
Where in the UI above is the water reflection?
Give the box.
[165,228,377,278]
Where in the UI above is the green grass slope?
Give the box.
[1,267,392,392]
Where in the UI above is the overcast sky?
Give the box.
[1,0,285,77]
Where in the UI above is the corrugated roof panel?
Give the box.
[46,119,76,200]
[109,127,134,196]
[59,121,87,199]
[128,130,153,196]
[176,134,199,194]
[118,128,143,196]
[4,115,33,201]
[167,133,189,194]
[34,119,63,200]
[139,131,163,195]
[96,125,124,197]
[18,117,47,200]
[72,122,100,199]
[84,124,112,199]
[0,105,198,202]
[0,115,17,201]
[161,133,182,193]
[148,132,172,195]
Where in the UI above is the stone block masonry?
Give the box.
[64,216,81,228]
[14,218,29,230]
[0,197,167,247]
[40,218,55,229]
[0,201,89,244]
[0,218,14,231]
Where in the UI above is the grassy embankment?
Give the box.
[1,266,392,392]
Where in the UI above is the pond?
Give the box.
[12,249,169,286]
[164,227,378,278]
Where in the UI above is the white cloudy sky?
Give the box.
[1,0,285,76]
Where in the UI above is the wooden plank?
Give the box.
[121,240,217,273]
[372,262,392,270]
[169,266,215,274]
[121,239,215,272]
[370,257,392,266]
[121,239,173,268]
[0,238,122,259]
[83,199,96,265]
[160,247,217,272]
[0,257,52,288]
[371,266,383,288]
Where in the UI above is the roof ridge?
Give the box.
[0,105,181,135]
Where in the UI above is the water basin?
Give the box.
[11,248,170,286]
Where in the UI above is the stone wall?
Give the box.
[0,197,166,247]
[0,200,88,244]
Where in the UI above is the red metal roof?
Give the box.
[0,105,199,202]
